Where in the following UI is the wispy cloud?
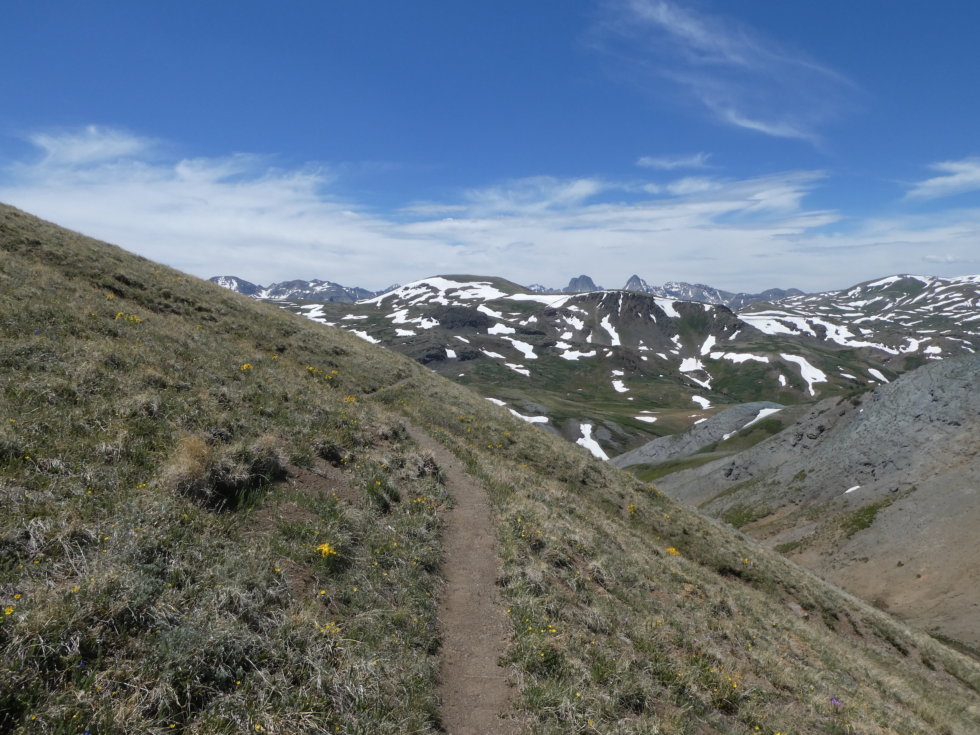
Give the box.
[2,126,978,292]
[906,157,980,200]
[595,0,857,143]
[28,125,155,166]
[636,152,711,170]
[664,176,720,196]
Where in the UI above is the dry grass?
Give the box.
[1,202,978,735]
[381,376,980,734]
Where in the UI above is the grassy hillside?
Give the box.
[2,203,979,734]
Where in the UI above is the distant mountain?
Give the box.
[258,273,980,459]
[623,274,804,309]
[210,275,261,296]
[563,274,601,293]
[521,275,802,306]
[209,275,391,302]
[739,273,980,345]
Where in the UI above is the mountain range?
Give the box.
[216,272,804,309]
[209,275,393,302]
[215,272,979,460]
[3,203,979,733]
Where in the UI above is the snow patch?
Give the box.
[700,335,716,355]
[780,354,827,396]
[488,322,516,335]
[679,357,704,373]
[691,396,711,409]
[478,304,504,319]
[600,315,621,346]
[505,292,573,307]
[364,277,508,306]
[504,338,537,360]
[349,330,379,344]
[709,351,768,364]
[509,409,549,424]
[559,349,597,361]
[742,407,782,430]
[654,298,680,318]
[612,380,628,393]
[576,423,609,460]
[868,368,889,383]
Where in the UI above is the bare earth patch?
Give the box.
[406,425,515,734]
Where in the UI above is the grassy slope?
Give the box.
[1,204,978,734]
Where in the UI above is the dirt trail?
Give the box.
[405,425,515,735]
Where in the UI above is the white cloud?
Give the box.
[459,176,609,214]
[906,157,980,200]
[596,0,856,142]
[636,152,711,170]
[665,176,721,196]
[28,125,154,166]
[923,253,975,264]
[1,126,978,293]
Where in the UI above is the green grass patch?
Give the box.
[630,453,724,482]
[841,498,894,538]
[720,503,771,528]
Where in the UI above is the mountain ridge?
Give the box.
[248,272,979,458]
[650,354,980,651]
[209,274,394,302]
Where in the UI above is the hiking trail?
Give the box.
[406,425,515,735]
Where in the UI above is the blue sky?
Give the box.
[2,0,980,292]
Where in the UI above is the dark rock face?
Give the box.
[431,306,493,330]
[564,275,600,293]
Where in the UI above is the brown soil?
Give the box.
[405,425,516,734]
[252,463,361,599]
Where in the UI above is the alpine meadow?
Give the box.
[2,203,979,734]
